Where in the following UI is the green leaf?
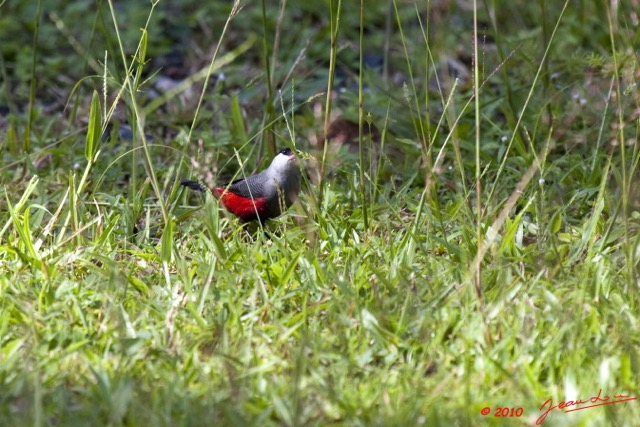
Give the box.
[551,211,562,234]
[128,276,150,295]
[85,90,102,162]
[7,123,18,155]
[230,93,248,144]
[279,253,300,286]
[134,29,148,87]
[161,216,174,263]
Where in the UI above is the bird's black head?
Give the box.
[279,147,293,156]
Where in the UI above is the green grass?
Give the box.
[1,0,640,426]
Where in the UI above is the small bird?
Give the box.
[182,148,301,223]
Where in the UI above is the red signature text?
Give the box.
[536,389,637,425]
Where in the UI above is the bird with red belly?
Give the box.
[181,148,301,223]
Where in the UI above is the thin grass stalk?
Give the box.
[358,0,369,231]
[24,0,43,155]
[392,0,430,180]
[319,0,342,206]
[605,3,633,286]
[486,0,570,204]
[106,0,167,225]
[472,0,482,301]
[178,0,241,209]
[260,0,276,155]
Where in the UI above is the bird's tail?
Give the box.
[181,179,209,193]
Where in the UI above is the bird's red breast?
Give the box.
[216,187,268,222]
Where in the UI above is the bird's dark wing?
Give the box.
[223,173,269,199]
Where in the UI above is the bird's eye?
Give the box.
[279,147,292,155]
